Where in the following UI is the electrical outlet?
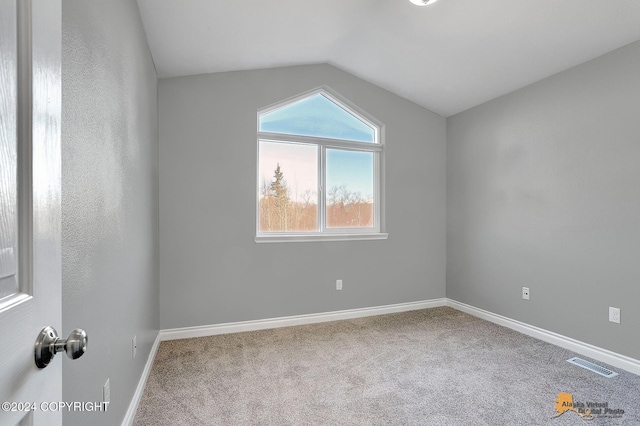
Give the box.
[609,307,620,324]
[522,287,530,300]
[132,335,137,359]
[336,279,342,290]
[103,378,110,405]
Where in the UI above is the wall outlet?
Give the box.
[609,307,621,324]
[103,378,111,405]
[336,279,342,290]
[522,287,530,300]
[132,335,137,359]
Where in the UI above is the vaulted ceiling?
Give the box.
[136,0,640,117]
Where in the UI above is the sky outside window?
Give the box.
[326,149,374,229]
[259,93,375,143]
[257,90,380,234]
[326,149,374,201]
[259,141,317,202]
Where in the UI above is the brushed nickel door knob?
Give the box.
[34,326,87,368]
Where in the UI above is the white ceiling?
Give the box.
[136,0,640,117]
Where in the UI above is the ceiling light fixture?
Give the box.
[409,0,438,5]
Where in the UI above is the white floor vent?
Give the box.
[567,357,618,378]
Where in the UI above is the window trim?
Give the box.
[255,86,387,243]
[254,232,389,244]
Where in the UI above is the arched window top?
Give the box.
[256,87,386,242]
[259,91,377,143]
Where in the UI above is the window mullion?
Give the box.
[318,145,326,232]
[258,132,381,152]
[374,151,380,231]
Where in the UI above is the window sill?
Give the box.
[255,233,389,243]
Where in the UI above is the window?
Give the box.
[256,88,387,242]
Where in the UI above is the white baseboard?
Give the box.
[447,299,640,376]
[159,298,448,341]
[123,298,639,425]
[121,333,161,426]
[123,299,445,425]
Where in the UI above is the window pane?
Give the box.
[0,0,19,300]
[259,94,375,143]
[326,149,374,229]
[258,141,318,232]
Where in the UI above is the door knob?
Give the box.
[34,326,88,369]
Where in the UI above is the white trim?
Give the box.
[159,299,446,341]
[258,133,382,151]
[121,333,161,426]
[255,232,388,243]
[319,144,326,230]
[124,299,640,423]
[447,299,640,376]
[256,85,385,239]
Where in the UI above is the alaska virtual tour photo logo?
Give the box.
[552,393,625,421]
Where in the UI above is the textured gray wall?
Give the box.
[61,0,159,424]
[159,64,446,329]
[447,41,640,360]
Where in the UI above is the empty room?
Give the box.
[1,0,639,425]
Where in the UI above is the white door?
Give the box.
[0,0,63,424]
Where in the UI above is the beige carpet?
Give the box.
[134,307,639,425]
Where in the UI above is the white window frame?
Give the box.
[255,86,387,243]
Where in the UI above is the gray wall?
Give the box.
[447,41,640,360]
[159,64,447,329]
[61,0,159,424]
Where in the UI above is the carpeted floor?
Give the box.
[133,307,639,425]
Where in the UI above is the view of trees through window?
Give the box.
[257,90,379,235]
[259,162,374,232]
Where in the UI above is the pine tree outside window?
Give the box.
[256,87,387,242]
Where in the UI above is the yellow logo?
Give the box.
[552,393,594,420]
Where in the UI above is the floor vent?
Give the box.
[567,357,618,378]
